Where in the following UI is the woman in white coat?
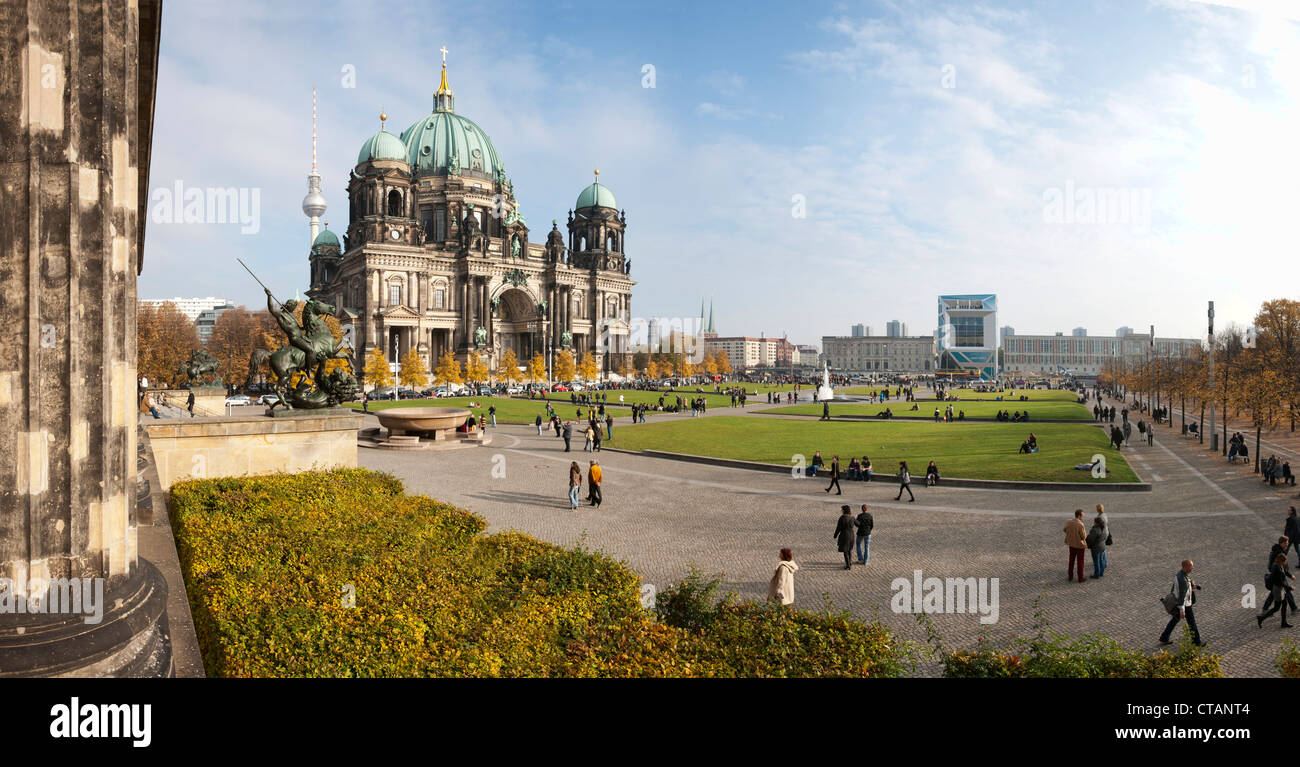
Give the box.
[767,548,798,606]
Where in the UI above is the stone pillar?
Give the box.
[0,0,169,676]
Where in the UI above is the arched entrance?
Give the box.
[494,287,542,365]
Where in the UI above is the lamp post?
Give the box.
[393,333,400,400]
[1208,301,1217,452]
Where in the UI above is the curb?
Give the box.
[601,448,1151,492]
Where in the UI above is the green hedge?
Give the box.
[169,469,912,677]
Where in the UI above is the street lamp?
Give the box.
[392,334,400,400]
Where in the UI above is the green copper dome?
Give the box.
[576,181,617,210]
[312,226,340,249]
[357,129,408,165]
[399,111,502,178]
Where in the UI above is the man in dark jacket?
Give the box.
[855,504,874,565]
[1286,507,1300,565]
[833,505,855,570]
[824,455,842,495]
[1262,536,1298,615]
[562,421,572,452]
[1159,559,1203,646]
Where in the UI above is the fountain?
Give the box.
[816,362,835,402]
[358,406,488,450]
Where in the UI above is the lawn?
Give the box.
[757,399,1092,421]
[612,416,1137,483]
[529,388,750,409]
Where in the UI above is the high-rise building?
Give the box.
[1072,327,1087,336]
[936,294,998,379]
[196,303,236,344]
[1116,326,1134,337]
[886,320,907,337]
[851,323,871,337]
[1001,326,1015,339]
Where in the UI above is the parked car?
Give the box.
[258,393,280,406]
[552,384,569,392]
[505,385,524,395]
[225,395,251,406]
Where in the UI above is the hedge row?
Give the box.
[169,469,1221,678]
[169,469,912,677]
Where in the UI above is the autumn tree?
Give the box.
[398,349,428,389]
[137,301,200,388]
[715,349,733,375]
[527,352,547,385]
[363,347,393,389]
[554,349,576,382]
[644,359,660,380]
[578,352,600,383]
[499,348,521,384]
[207,307,267,388]
[1254,299,1300,431]
[465,352,489,388]
[433,352,463,387]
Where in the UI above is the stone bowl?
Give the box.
[375,407,471,435]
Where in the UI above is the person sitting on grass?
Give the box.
[958,410,965,420]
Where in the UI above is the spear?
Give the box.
[237,258,283,307]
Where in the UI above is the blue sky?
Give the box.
[142,0,1300,344]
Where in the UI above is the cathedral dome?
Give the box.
[399,111,502,178]
[357,128,407,166]
[312,225,340,251]
[576,180,617,210]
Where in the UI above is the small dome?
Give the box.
[357,129,408,165]
[576,181,616,210]
[312,226,340,249]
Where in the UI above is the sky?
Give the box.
[140,0,1300,347]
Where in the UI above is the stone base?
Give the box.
[266,406,353,419]
[143,411,364,490]
[0,558,171,678]
[160,387,226,417]
[357,426,490,451]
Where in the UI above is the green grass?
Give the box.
[531,389,749,409]
[613,416,1136,483]
[758,399,1092,420]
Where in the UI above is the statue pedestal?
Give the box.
[161,387,226,416]
[142,411,364,491]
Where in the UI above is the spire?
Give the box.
[708,301,715,334]
[435,45,455,112]
[302,86,327,247]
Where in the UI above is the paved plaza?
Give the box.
[360,392,1300,677]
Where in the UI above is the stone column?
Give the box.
[0,0,168,676]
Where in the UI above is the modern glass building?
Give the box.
[936,294,998,380]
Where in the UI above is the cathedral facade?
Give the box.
[306,57,634,380]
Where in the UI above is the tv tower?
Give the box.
[301,86,327,246]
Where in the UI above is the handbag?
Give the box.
[1160,588,1180,616]
[1105,532,1113,546]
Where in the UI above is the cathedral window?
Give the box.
[389,283,401,306]
[434,288,445,309]
[387,189,402,217]
[435,208,446,241]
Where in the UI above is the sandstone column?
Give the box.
[0,0,169,676]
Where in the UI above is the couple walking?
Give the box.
[567,460,603,509]
[833,504,874,569]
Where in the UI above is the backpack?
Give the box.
[1138,421,1146,433]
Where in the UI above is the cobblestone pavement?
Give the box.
[359,391,1300,677]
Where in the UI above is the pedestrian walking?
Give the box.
[584,423,594,452]
[562,421,572,452]
[1257,552,1294,628]
[588,460,603,508]
[833,505,855,570]
[1159,559,1204,646]
[894,461,915,502]
[186,390,195,417]
[855,504,874,564]
[536,413,543,436]
[1286,507,1300,565]
[605,413,613,441]
[489,405,497,427]
[1064,509,1087,582]
[592,424,602,452]
[1261,536,1298,616]
[567,461,582,509]
[824,455,842,495]
[767,548,798,605]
